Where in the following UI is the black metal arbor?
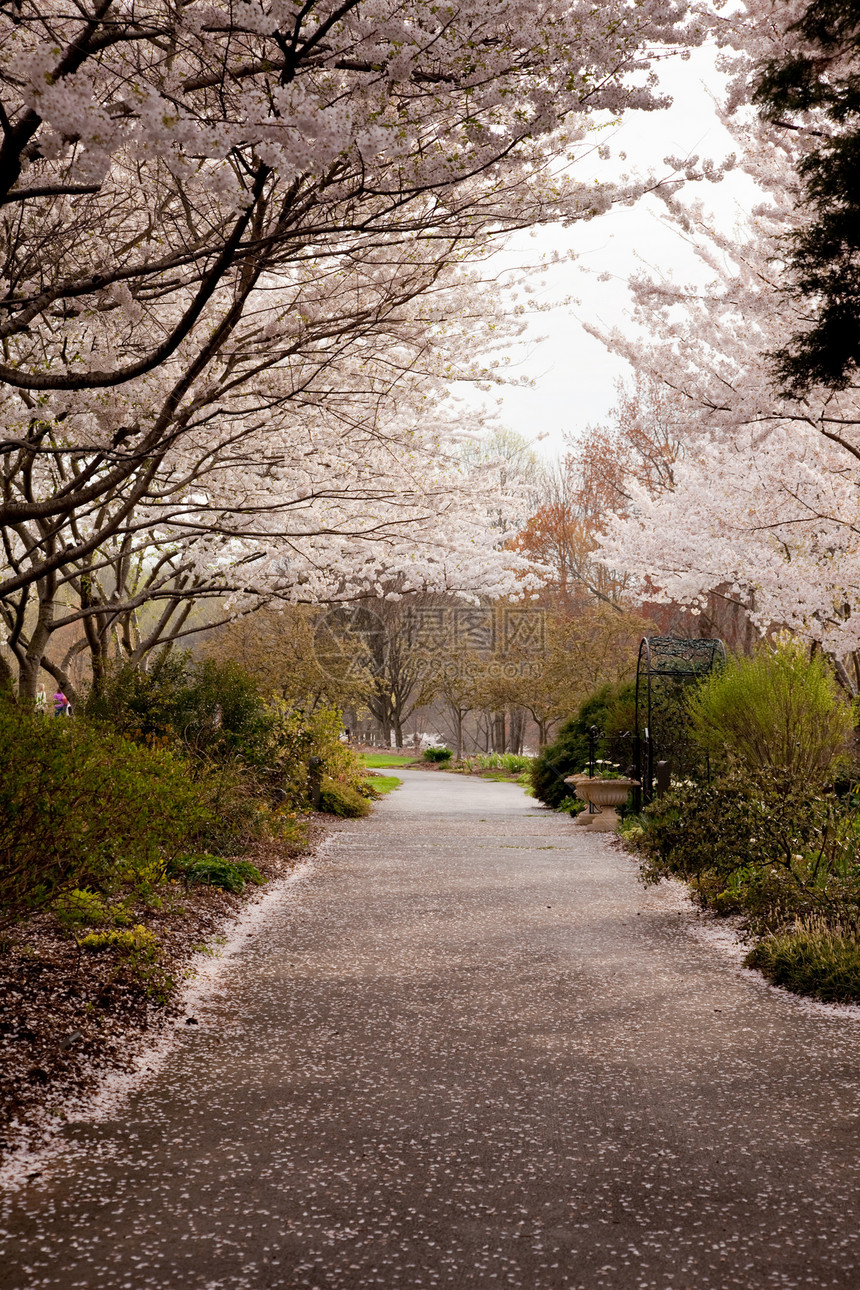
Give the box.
[635,636,726,806]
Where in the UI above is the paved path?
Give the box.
[3,770,860,1289]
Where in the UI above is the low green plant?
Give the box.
[423,746,452,763]
[745,918,860,1004]
[687,637,857,785]
[79,925,159,958]
[558,796,587,816]
[318,775,371,817]
[458,753,533,774]
[79,924,174,1001]
[53,889,109,928]
[169,854,264,893]
[618,814,646,844]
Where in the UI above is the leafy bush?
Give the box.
[85,656,267,758]
[745,919,860,1004]
[0,705,210,928]
[88,658,367,812]
[169,854,264,893]
[635,769,860,929]
[423,746,452,763]
[530,683,635,809]
[687,638,857,785]
[319,775,371,817]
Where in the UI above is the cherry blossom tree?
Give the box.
[0,0,697,561]
[0,0,706,694]
[588,2,860,679]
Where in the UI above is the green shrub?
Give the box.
[85,656,268,759]
[88,658,368,815]
[0,705,210,928]
[745,919,860,1003]
[687,638,857,785]
[530,683,635,809]
[318,775,371,817]
[169,854,264,893]
[635,769,860,929]
[423,746,452,763]
[557,795,587,816]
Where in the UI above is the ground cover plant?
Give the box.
[626,640,860,1002]
[456,753,533,775]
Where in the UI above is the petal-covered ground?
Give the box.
[2,770,860,1289]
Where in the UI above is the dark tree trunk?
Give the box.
[492,711,506,753]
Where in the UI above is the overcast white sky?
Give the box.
[461,47,760,458]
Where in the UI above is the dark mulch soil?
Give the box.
[0,834,315,1165]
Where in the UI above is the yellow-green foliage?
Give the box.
[687,637,856,784]
[55,889,135,929]
[319,775,371,817]
[262,701,367,804]
[54,889,109,927]
[78,924,174,1001]
[79,925,159,958]
[367,775,401,796]
[745,918,860,1004]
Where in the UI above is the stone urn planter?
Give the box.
[563,775,640,833]
[566,773,596,825]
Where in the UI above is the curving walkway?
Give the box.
[2,770,860,1288]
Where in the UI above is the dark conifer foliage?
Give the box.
[755,1,860,391]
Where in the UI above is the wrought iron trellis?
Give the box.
[634,636,726,806]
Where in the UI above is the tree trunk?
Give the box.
[493,711,506,753]
[0,651,15,701]
[508,707,525,754]
[18,583,56,703]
